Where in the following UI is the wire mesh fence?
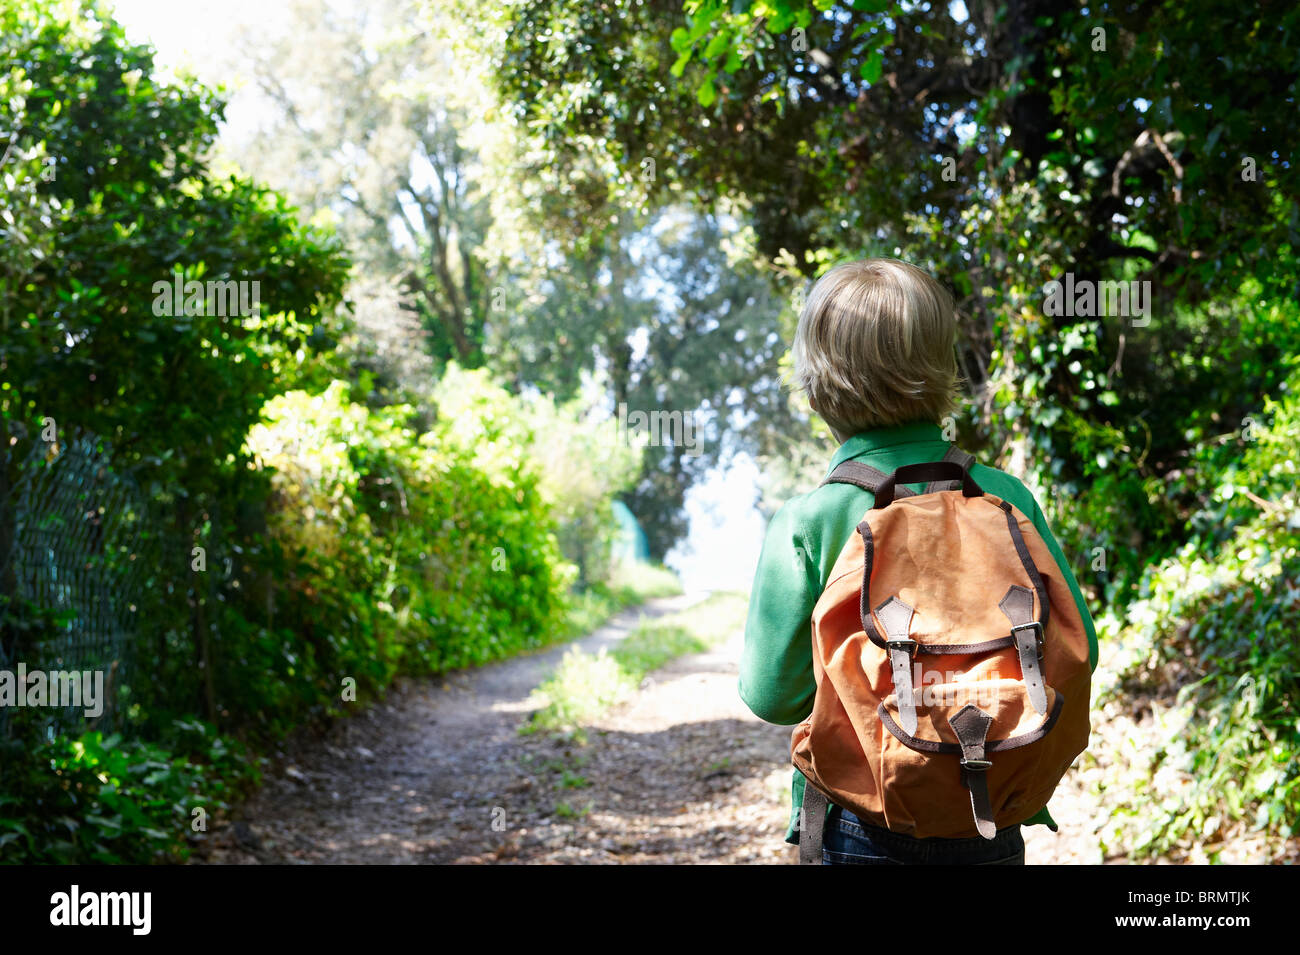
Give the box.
[0,429,151,738]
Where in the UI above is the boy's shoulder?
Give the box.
[767,476,864,527]
[966,462,1046,519]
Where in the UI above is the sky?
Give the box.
[107,0,772,595]
[110,0,268,71]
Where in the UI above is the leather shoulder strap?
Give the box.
[822,445,974,497]
[798,783,830,865]
[820,460,917,498]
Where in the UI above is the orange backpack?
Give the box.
[792,450,1091,863]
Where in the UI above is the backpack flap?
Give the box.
[876,679,1066,838]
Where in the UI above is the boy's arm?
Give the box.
[1026,494,1099,672]
[739,501,819,725]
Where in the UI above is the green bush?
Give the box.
[0,721,257,864]
[0,0,652,865]
[1094,365,1300,859]
[431,365,641,588]
[242,379,575,706]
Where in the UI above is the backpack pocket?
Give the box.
[875,678,1064,837]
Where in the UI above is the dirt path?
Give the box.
[1021,751,1109,864]
[201,593,1143,865]
[202,594,797,864]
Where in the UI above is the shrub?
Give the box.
[1093,366,1300,859]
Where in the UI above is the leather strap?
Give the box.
[875,595,918,735]
[999,584,1048,715]
[799,782,829,865]
[823,445,974,498]
[821,460,918,497]
[1000,500,1052,632]
[873,461,984,508]
[949,704,997,840]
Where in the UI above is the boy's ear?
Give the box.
[818,410,853,444]
[807,394,829,423]
[806,394,853,443]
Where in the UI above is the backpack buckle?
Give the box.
[1012,621,1044,659]
[886,638,919,658]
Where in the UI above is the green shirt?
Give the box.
[739,420,1098,843]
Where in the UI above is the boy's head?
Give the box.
[792,257,959,439]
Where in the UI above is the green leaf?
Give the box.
[704,30,731,60]
[859,51,882,84]
[768,11,795,33]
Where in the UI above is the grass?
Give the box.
[554,800,592,819]
[555,561,684,643]
[523,591,749,736]
[608,561,688,599]
[557,769,590,789]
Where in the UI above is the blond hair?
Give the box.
[792,258,959,434]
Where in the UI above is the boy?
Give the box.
[740,258,1098,865]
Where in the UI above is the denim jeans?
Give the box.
[821,805,1026,865]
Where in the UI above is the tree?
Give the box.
[474,0,1300,579]
[491,204,800,558]
[228,0,495,375]
[1,0,348,490]
[1,0,350,725]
